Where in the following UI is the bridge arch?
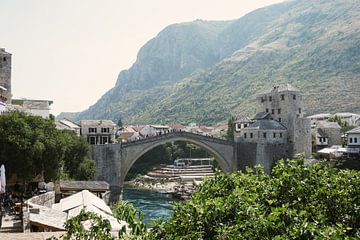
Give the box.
[123,135,233,181]
[92,132,236,202]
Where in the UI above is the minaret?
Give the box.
[0,48,12,102]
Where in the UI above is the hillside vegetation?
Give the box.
[58,0,360,125]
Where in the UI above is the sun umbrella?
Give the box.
[0,164,5,193]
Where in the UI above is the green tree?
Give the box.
[60,130,94,180]
[226,116,235,141]
[328,115,356,133]
[0,111,95,185]
[0,111,64,183]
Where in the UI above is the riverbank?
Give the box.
[124,176,195,201]
[125,164,215,200]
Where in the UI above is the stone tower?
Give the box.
[0,48,12,102]
[256,84,311,156]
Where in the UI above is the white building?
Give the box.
[80,120,117,145]
[346,127,360,148]
[10,98,53,119]
[140,125,170,137]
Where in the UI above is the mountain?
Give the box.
[58,0,360,125]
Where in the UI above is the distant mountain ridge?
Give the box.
[58,0,360,124]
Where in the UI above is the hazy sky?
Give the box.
[0,0,284,115]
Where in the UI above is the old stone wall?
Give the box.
[0,49,11,101]
[236,141,288,173]
[236,141,258,170]
[92,143,123,187]
[293,118,312,157]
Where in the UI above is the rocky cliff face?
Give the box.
[58,0,360,124]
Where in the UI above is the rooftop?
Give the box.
[60,180,109,192]
[0,48,11,55]
[261,84,300,95]
[316,121,341,129]
[80,120,116,126]
[252,112,270,120]
[59,119,80,129]
[346,126,360,134]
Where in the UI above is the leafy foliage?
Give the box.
[328,115,356,134]
[58,158,359,239]
[149,159,360,239]
[62,209,114,240]
[111,201,148,239]
[0,111,94,184]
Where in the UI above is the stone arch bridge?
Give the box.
[91,131,236,201]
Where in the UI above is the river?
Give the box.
[122,188,176,226]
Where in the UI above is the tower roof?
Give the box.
[261,84,300,95]
[0,48,11,55]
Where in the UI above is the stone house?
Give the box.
[10,98,53,119]
[311,121,342,151]
[140,125,170,137]
[346,126,360,148]
[80,120,117,145]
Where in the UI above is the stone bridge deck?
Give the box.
[121,131,233,147]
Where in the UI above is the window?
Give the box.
[89,136,96,145]
[299,108,302,114]
[293,94,296,100]
[350,138,353,143]
[244,124,248,128]
[266,108,269,113]
[100,136,108,144]
[263,132,267,138]
[244,133,247,138]
[355,138,358,143]
[271,109,275,114]
[273,132,276,138]
[281,94,285,100]
[3,57,6,62]
[278,109,281,114]
[250,133,253,138]
[278,118,282,122]
[269,96,272,102]
[101,127,110,133]
[261,97,264,103]
[279,133,283,138]
[89,128,97,133]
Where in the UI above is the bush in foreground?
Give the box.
[149,159,359,239]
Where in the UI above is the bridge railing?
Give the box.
[121,131,233,147]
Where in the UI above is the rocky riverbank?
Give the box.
[125,164,215,200]
[124,175,199,201]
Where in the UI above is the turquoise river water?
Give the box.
[122,188,176,226]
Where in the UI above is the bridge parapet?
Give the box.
[121,131,233,147]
